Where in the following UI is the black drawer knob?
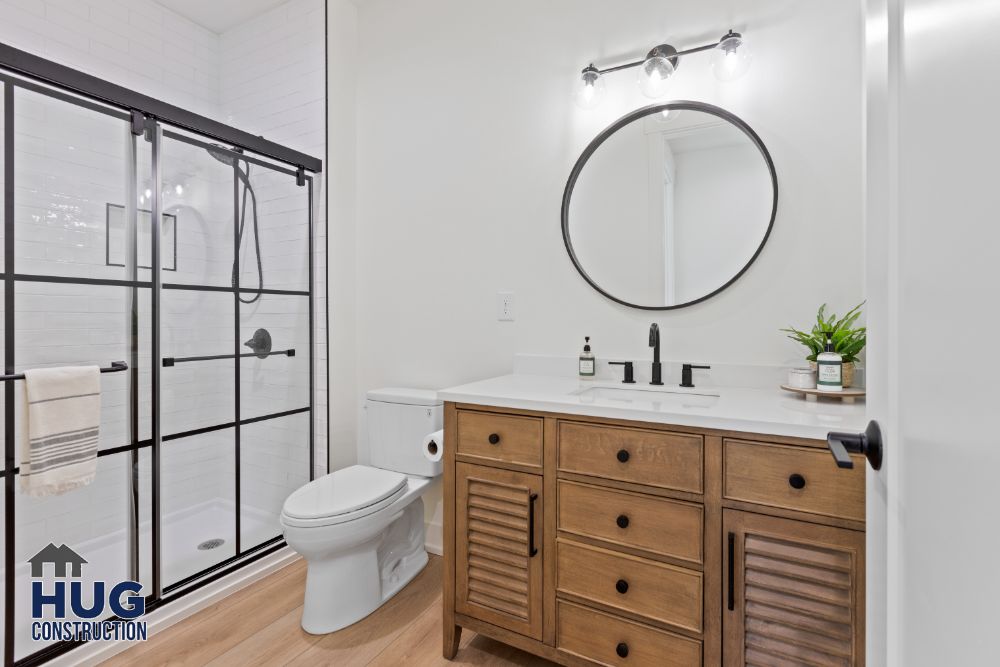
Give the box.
[615,579,629,594]
[616,449,630,463]
[616,514,630,529]
[616,642,629,658]
[789,473,806,490]
[488,433,500,445]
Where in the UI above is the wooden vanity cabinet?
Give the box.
[723,510,865,666]
[454,462,544,640]
[442,403,866,666]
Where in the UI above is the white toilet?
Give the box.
[280,388,442,634]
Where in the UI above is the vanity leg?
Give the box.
[442,403,461,660]
[443,623,462,659]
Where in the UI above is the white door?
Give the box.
[864,1,1000,665]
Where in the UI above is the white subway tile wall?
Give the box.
[219,0,327,482]
[0,1,326,650]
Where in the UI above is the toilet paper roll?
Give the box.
[422,429,444,463]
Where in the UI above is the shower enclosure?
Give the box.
[0,44,323,665]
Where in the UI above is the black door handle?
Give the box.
[528,493,538,557]
[827,420,883,470]
[488,433,500,445]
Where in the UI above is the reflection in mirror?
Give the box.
[564,104,775,309]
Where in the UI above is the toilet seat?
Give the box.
[281,465,408,528]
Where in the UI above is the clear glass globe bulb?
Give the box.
[637,55,674,98]
[711,34,752,82]
[575,67,606,110]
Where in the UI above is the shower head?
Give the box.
[206,144,238,166]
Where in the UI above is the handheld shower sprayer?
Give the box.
[207,144,263,304]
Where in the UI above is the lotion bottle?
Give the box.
[816,332,843,392]
[578,336,596,380]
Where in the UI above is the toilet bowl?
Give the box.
[280,388,442,634]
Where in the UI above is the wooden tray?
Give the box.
[780,384,866,404]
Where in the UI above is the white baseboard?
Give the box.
[52,547,300,667]
[425,519,442,556]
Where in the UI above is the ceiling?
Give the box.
[155,0,291,34]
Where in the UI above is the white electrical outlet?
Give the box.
[497,291,515,321]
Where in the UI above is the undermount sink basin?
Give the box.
[572,385,720,409]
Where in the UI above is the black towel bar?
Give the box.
[0,361,128,383]
[162,349,294,367]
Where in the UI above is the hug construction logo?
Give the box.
[28,543,148,643]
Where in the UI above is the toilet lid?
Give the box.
[282,465,408,520]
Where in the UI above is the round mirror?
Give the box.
[562,102,777,310]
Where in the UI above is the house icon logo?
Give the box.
[27,543,149,644]
[28,543,88,578]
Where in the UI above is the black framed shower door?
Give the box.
[0,46,321,667]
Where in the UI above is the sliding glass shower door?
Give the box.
[153,127,314,594]
[0,62,317,665]
[0,81,154,662]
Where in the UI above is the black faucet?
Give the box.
[648,323,663,386]
[680,363,711,388]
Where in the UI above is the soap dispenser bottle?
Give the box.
[816,332,843,392]
[579,337,596,380]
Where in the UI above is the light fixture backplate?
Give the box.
[646,44,680,71]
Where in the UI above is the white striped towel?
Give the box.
[20,366,101,497]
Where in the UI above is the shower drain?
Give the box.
[197,538,226,551]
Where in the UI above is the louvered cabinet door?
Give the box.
[723,510,865,666]
[455,462,543,640]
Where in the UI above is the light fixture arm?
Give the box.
[583,30,741,76]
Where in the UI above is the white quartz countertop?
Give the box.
[438,374,868,441]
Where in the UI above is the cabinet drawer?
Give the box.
[557,600,702,667]
[724,440,865,522]
[456,410,542,468]
[558,421,703,494]
[558,481,703,564]
[557,539,702,633]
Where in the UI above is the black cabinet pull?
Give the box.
[616,514,630,529]
[727,531,735,611]
[616,449,630,463]
[528,493,538,557]
[488,433,500,445]
[615,579,629,594]
[616,642,629,658]
[788,473,806,489]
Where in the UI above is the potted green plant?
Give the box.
[781,302,866,387]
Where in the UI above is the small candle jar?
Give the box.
[788,367,817,389]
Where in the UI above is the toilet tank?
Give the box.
[366,388,443,477]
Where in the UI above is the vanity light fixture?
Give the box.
[575,29,752,109]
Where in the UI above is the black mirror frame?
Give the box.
[561,100,778,310]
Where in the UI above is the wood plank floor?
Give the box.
[102,556,555,667]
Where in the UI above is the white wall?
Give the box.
[346,0,865,543]
[325,0,359,472]
[352,0,864,397]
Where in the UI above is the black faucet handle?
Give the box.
[648,323,660,347]
[680,363,711,388]
[609,361,635,384]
